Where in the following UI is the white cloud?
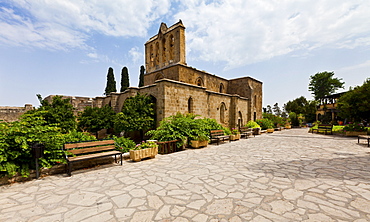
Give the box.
[175,0,370,69]
[0,0,171,50]
[129,47,143,64]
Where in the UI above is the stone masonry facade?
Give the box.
[0,104,33,122]
[93,20,263,129]
[2,21,262,128]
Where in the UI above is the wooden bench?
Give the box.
[358,135,370,147]
[63,139,122,176]
[239,126,253,138]
[311,124,333,135]
[210,130,230,145]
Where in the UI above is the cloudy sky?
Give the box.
[1,0,369,109]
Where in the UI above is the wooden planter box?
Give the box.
[267,128,274,133]
[130,147,158,162]
[285,125,292,129]
[345,131,367,137]
[230,134,241,141]
[253,128,261,135]
[190,140,208,148]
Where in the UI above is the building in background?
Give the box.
[94,20,263,128]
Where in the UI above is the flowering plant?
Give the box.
[231,128,240,135]
[132,141,158,150]
[343,123,367,132]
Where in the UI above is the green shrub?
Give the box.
[245,121,260,128]
[146,113,228,147]
[343,122,367,132]
[113,136,136,153]
[0,112,96,178]
[132,141,158,150]
[255,119,274,130]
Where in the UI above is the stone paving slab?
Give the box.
[1,128,370,221]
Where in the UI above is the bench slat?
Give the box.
[67,145,116,155]
[68,150,121,162]
[64,140,114,149]
[62,139,122,176]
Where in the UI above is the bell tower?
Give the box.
[145,20,186,73]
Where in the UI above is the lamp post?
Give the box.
[31,143,45,179]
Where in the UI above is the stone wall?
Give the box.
[0,104,33,122]
[228,77,263,121]
[95,79,250,129]
[44,95,93,114]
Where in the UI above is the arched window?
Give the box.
[195,77,203,86]
[155,73,164,81]
[254,95,257,107]
[188,97,193,113]
[169,34,174,61]
[162,38,166,63]
[238,111,243,127]
[220,102,226,123]
[150,44,154,67]
[155,42,159,65]
[220,83,224,93]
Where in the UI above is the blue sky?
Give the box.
[1,0,369,109]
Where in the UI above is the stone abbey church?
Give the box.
[49,20,263,129]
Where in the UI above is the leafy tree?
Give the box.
[29,95,76,132]
[289,112,300,126]
[285,96,317,123]
[139,65,145,87]
[77,105,116,137]
[120,67,130,92]
[115,94,155,141]
[105,67,117,95]
[285,96,308,115]
[308,71,345,101]
[338,78,370,122]
[272,103,281,117]
[304,100,317,123]
[265,105,272,114]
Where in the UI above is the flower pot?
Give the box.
[253,128,261,135]
[130,147,158,162]
[230,134,240,141]
[267,128,274,133]
[190,140,208,148]
[345,131,367,137]
[285,125,291,129]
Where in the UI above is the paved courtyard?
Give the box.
[1,128,370,221]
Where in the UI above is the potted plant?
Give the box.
[190,135,209,148]
[246,121,261,135]
[256,119,274,133]
[343,123,368,137]
[130,141,158,162]
[230,128,241,140]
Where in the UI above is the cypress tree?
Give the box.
[138,65,145,87]
[120,67,130,92]
[104,67,117,95]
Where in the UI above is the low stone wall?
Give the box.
[0,104,33,122]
